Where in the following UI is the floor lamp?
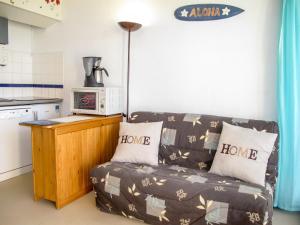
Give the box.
[118,21,142,121]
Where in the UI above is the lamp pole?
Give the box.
[118,21,142,121]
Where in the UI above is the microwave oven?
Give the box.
[71,87,123,115]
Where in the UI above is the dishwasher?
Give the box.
[0,106,34,182]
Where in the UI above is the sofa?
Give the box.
[90,112,279,225]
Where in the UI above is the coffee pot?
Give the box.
[83,57,109,87]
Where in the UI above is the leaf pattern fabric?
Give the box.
[90,112,278,225]
[129,112,278,188]
[91,162,274,225]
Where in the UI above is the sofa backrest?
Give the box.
[129,111,279,187]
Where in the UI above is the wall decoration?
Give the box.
[0,0,62,20]
[174,4,244,21]
[45,0,60,5]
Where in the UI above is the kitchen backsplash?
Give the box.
[0,50,32,83]
[0,50,64,99]
[32,52,64,98]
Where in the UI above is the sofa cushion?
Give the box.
[209,122,278,186]
[111,122,163,166]
[90,162,273,225]
[129,112,279,189]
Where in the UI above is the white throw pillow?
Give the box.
[209,122,277,186]
[111,121,163,166]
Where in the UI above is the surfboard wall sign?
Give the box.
[174,4,244,21]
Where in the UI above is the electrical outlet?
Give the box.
[0,45,8,66]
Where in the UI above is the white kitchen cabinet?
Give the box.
[0,0,62,28]
[32,103,61,120]
[0,103,61,182]
[0,107,33,182]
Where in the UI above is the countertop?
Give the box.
[20,114,122,129]
[0,97,63,107]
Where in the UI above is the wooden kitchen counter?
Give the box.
[21,114,122,209]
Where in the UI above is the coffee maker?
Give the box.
[83,57,109,87]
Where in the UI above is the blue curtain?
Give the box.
[275,0,300,211]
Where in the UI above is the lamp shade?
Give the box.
[118,21,142,32]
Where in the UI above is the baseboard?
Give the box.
[0,165,32,183]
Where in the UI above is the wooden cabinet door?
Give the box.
[32,127,56,202]
[56,130,85,204]
[56,126,102,206]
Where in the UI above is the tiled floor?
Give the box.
[0,173,299,225]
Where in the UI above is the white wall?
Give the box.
[0,21,33,97]
[32,0,124,115]
[32,52,64,98]
[0,21,64,99]
[32,0,281,120]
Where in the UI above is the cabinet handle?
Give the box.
[33,111,38,121]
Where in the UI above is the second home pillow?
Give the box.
[209,122,278,186]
